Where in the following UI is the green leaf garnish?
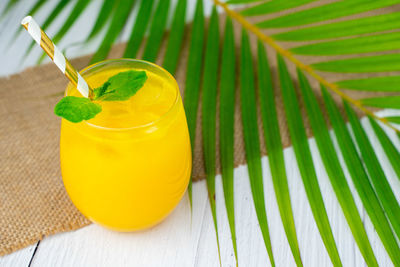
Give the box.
[54,96,102,123]
[54,70,148,123]
[93,70,147,101]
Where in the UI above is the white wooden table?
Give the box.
[1,0,399,266]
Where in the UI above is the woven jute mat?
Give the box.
[1,8,394,255]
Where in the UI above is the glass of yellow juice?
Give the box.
[60,59,191,231]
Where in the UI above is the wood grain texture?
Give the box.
[0,245,36,267]
[1,111,399,267]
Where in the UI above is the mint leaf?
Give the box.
[54,96,102,123]
[54,70,147,123]
[94,81,112,98]
[94,70,147,101]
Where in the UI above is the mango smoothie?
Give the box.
[60,59,191,231]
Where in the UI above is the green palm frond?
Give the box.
[90,0,136,64]
[219,16,237,264]
[35,0,92,64]
[123,0,155,59]
[322,87,400,266]
[220,0,400,265]
[8,0,47,43]
[183,0,205,206]
[273,12,400,41]
[255,0,400,28]
[201,6,221,264]
[291,32,400,56]
[294,67,378,266]
[272,55,304,267]
[362,96,400,109]
[142,0,170,62]
[258,43,341,267]
[8,0,400,265]
[241,0,317,16]
[312,54,400,73]
[0,0,19,19]
[52,0,91,44]
[345,103,400,240]
[386,116,400,125]
[85,0,117,42]
[370,117,400,180]
[240,29,275,267]
[22,0,72,61]
[162,0,187,75]
[336,76,400,92]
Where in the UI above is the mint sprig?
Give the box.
[54,70,148,123]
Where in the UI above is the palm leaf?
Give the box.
[262,50,341,266]
[91,0,136,64]
[219,17,238,265]
[226,0,263,4]
[12,0,400,265]
[361,96,400,109]
[123,0,155,58]
[0,0,19,19]
[22,0,71,59]
[336,76,400,92]
[36,0,92,64]
[142,0,170,62]
[52,0,91,44]
[221,0,400,264]
[385,116,400,124]
[241,0,317,16]
[183,0,205,206]
[240,29,275,267]
[345,102,400,240]
[25,0,46,17]
[36,0,93,64]
[369,117,400,181]
[321,87,400,266]
[218,0,393,132]
[201,6,221,264]
[162,0,187,75]
[86,0,118,42]
[274,12,400,41]
[291,32,400,56]
[8,0,47,44]
[312,54,400,73]
[35,0,70,31]
[264,54,303,267]
[293,67,378,267]
[256,0,400,28]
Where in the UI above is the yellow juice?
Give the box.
[60,59,191,231]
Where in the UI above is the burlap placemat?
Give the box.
[1,9,394,255]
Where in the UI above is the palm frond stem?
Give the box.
[213,0,400,134]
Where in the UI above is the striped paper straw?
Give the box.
[21,16,93,99]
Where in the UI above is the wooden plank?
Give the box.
[193,111,400,267]
[195,144,362,267]
[30,184,208,267]
[0,244,37,267]
[2,110,398,266]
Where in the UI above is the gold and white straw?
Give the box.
[21,16,93,99]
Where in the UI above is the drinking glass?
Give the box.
[60,59,191,231]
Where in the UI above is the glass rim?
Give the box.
[66,58,180,132]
